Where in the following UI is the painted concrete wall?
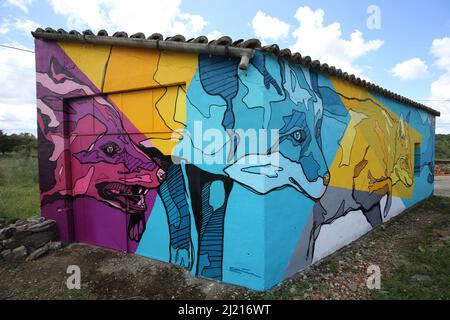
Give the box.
[35,39,435,290]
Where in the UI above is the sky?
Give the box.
[0,0,449,134]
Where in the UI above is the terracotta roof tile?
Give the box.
[31,27,440,116]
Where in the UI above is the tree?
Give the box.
[0,130,37,156]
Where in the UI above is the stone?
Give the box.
[48,241,62,250]
[14,220,28,227]
[14,229,57,251]
[26,217,41,224]
[348,283,358,292]
[411,274,432,285]
[0,226,17,239]
[27,244,50,261]
[414,264,432,274]
[11,245,27,260]
[1,249,12,260]
[27,220,56,233]
[3,238,20,250]
[435,229,450,238]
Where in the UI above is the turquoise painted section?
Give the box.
[138,51,435,290]
[222,184,265,290]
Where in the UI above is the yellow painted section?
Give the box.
[103,47,160,92]
[58,42,111,90]
[328,77,421,198]
[59,44,198,155]
[154,51,198,89]
[107,85,186,155]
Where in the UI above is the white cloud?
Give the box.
[170,13,208,36]
[3,0,33,13]
[0,16,39,37]
[206,30,223,41]
[291,6,383,79]
[251,10,290,42]
[0,21,10,36]
[0,42,36,134]
[48,0,209,38]
[430,74,450,133]
[13,18,40,35]
[0,103,37,134]
[428,37,450,133]
[392,58,429,80]
[430,37,450,72]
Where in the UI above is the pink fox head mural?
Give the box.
[37,54,167,242]
[34,31,437,291]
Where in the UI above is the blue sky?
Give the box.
[0,0,449,133]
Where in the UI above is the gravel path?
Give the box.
[434,176,450,197]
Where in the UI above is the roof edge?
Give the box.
[31,28,440,117]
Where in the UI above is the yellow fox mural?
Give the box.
[303,79,421,263]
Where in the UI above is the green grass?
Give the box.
[373,197,450,300]
[0,154,40,220]
[374,245,450,300]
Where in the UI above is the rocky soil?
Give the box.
[0,196,449,300]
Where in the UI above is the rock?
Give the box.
[1,249,12,260]
[11,245,27,260]
[0,226,17,239]
[289,286,297,294]
[414,264,433,274]
[418,245,425,253]
[435,229,450,238]
[14,229,57,251]
[411,274,432,285]
[27,220,56,233]
[48,241,62,250]
[3,238,20,250]
[27,244,50,261]
[348,283,358,292]
[14,220,28,227]
[26,217,41,224]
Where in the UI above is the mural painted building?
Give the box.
[33,28,439,290]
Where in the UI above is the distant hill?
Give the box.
[436,134,450,159]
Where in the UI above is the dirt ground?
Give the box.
[1,196,449,300]
[434,176,450,197]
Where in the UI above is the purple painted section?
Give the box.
[72,197,127,251]
[36,39,161,253]
[35,39,99,92]
[41,199,72,243]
